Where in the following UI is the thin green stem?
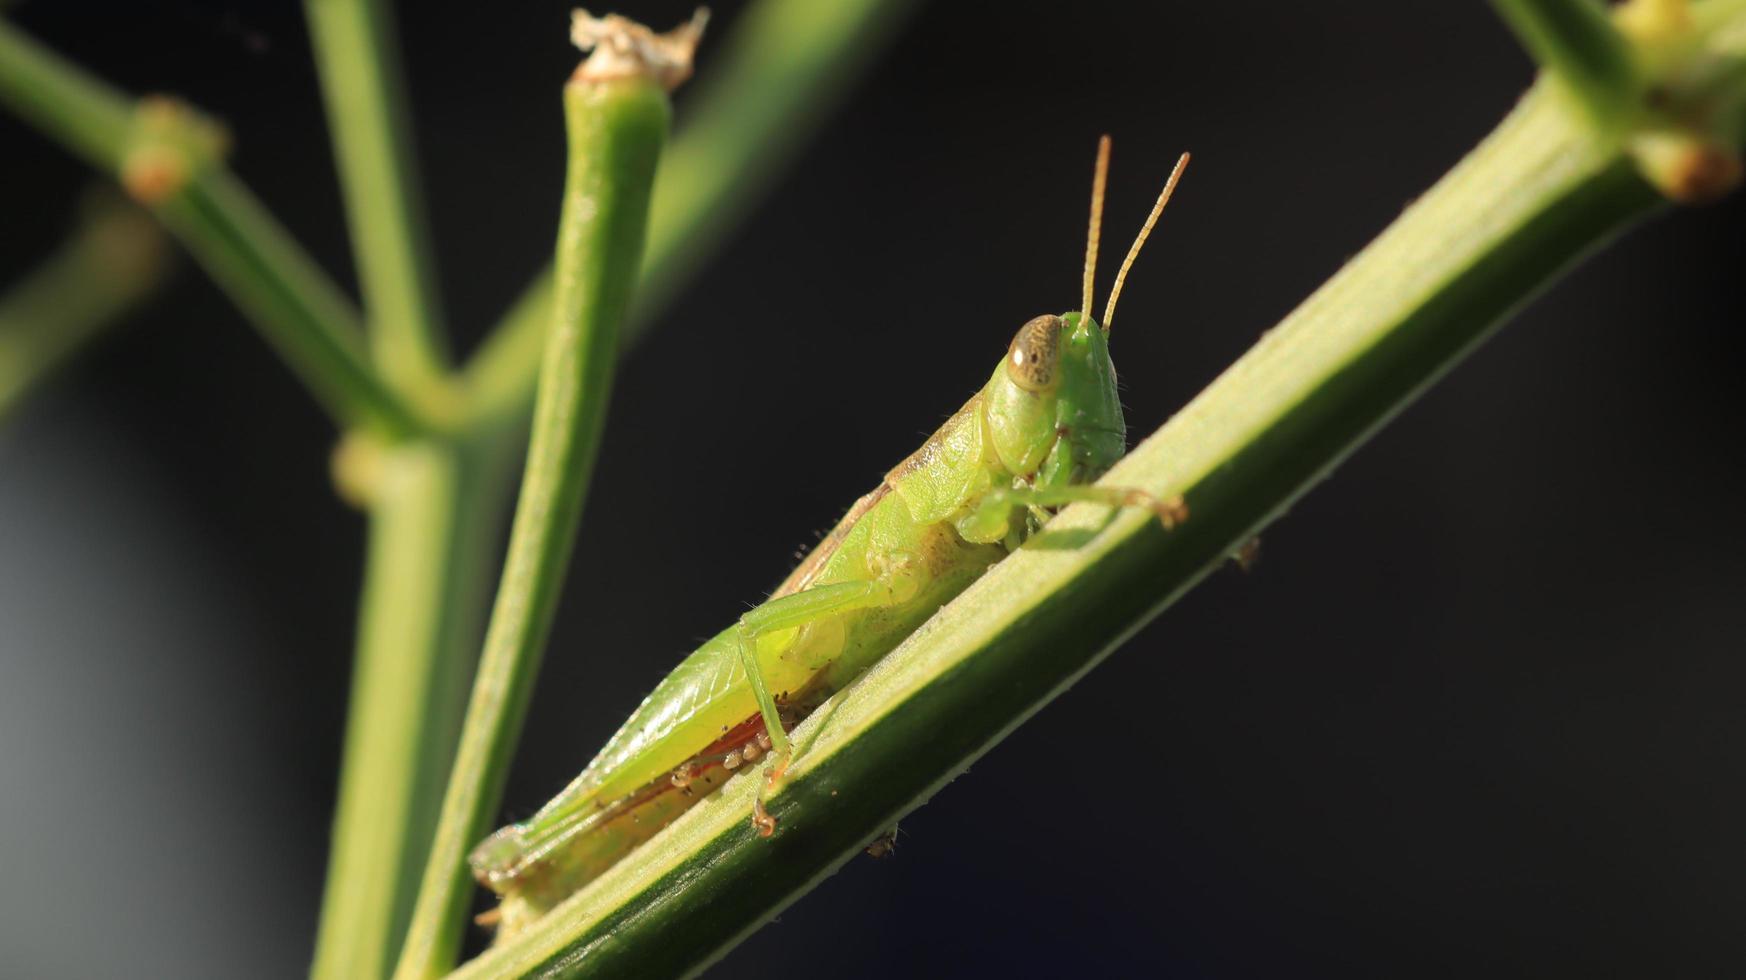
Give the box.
[392,61,673,980]
[304,0,452,392]
[161,170,426,436]
[454,75,1680,980]
[1491,0,1642,125]
[0,195,168,419]
[460,0,915,427]
[0,17,130,164]
[0,18,425,436]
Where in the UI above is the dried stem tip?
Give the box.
[571,8,709,91]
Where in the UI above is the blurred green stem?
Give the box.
[305,0,452,394]
[0,196,168,419]
[0,17,426,437]
[0,16,129,163]
[156,169,428,436]
[312,438,513,980]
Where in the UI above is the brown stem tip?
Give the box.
[570,8,709,91]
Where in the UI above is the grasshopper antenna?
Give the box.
[1103,151,1190,332]
[1082,135,1111,324]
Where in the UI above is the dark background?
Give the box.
[3,1,1743,977]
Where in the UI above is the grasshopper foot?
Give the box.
[751,747,791,838]
[752,796,777,838]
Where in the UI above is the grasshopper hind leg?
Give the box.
[732,577,909,836]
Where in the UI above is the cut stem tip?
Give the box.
[571,8,710,91]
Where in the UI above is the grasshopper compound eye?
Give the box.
[1005,314,1064,392]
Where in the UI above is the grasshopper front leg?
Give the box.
[733,573,915,836]
[959,483,1188,543]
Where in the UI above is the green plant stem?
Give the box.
[0,16,129,164]
[1491,0,1642,124]
[158,170,427,436]
[311,439,514,980]
[459,0,915,426]
[452,74,1677,980]
[304,0,451,393]
[0,18,424,437]
[392,68,672,980]
[0,195,168,418]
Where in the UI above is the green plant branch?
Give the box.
[0,17,425,437]
[305,0,452,393]
[1492,0,1641,125]
[392,30,680,977]
[451,2,1746,966]
[156,168,426,435]
[0,193,169,419]
[0,18,128,163]
[459,0,916,428]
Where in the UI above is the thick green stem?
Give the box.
[392,57,673,980]
[0,195,168,418]
[0,18,424,437]
[311,440,510,980]
[451,74,1684,980]
[304,0,452,392]
[460,0,914,427]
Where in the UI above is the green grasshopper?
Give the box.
[471,137,1190,937]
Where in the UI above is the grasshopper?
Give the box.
[472,138,1190,937]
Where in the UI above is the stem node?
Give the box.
[120,96,226,205]
[1630,128,1744,201]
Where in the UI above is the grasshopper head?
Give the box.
[984,311,1125,480]
[985,141,1186,484]
[470,823,530,892]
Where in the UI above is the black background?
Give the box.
[2,1,1743,977]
